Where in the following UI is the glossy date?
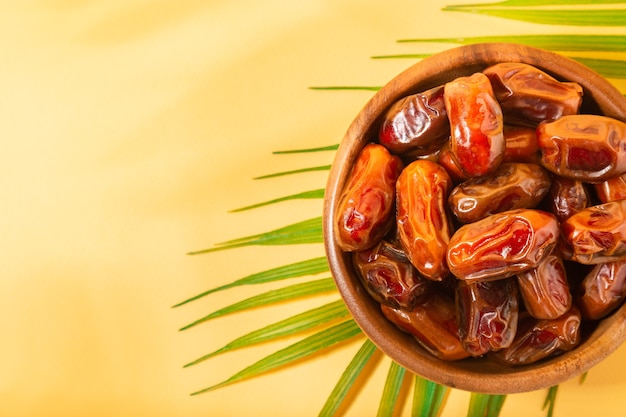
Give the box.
[447,209,559,282]
[353,240,432,310]
[483,62,582,127]
[537,114,626,181]
[517,254,571,320]
[546,176,591,223]
[448,162,551,224]
[335,143,404,251]
[577,259,626,320]
[444,72,505,177]
[396,159,453,281]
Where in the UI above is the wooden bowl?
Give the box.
[323,43,626,394]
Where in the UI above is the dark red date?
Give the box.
[546,176,591,223]
[379,86,450,155]
[577,259,626,320]
[491,307,581,366]
[353,240,432,310]
[455,278,519,356]
[335,143,404,251]
[517,254,571,320]
[483,62,582,127]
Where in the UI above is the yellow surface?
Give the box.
[3,1,626,416]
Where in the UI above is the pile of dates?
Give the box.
[334,62,626,366]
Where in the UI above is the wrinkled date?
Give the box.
[353,239,432,310]
[334,61,626,366]
[577,260,626,320]
[379,85,450,156]
[561,199,626,264]
[537,114,626,181]
[517,254,571,320]
[447,209,559,282]
[444,72,505,177]
[492,307,581,366]
[396,159,453,281]
[335,143,404,251]
[483,62,583,127]
[448,162,551,224]
[456,278,519,356]
[381,291,470,361]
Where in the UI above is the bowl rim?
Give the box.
[323,42,626,394]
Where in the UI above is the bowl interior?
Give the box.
[323,43,626,394]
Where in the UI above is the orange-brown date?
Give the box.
[492,307,581,366]
[353,240,432,310]
[503,125,540,164]
[546,176,591,223]
[379,85,450,155]
[437,141,469,183]
[483,62,582,127]
[561,200,626,264]
[335,143,404,252]
[381,291,470,361]
[396,159,453,281]
[537,114,626,181]
[444,72,505,177]
[455,278,519,356]
[517,254,571,320]
[594,173,626,203]
[448,162,551,224]
[447,209,559,282]
[577,259,626,320]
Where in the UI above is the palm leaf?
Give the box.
[229,188,325,213]
[254,164,331,179]
[571,57,626,79]
[467,393,507,417]
[396,34,626,52]
[179,277,337,330]
[309,86,382,91]
[186,216,323,255]
[543,386,559,417]
[273,144,339,154]
[190,319,363,395]
[455,0,624,6]
[318,339,378,417]
[412,376,450,417]
[377,361,408,417]
[174,256,329,307]
[442,6,626,26]
[184,299,349,367]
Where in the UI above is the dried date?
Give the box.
[455,278,519,356]
[517,254,571,320]
[577,259,626,320]
[546,176,591,223]
[448,162,551,224]
[483,62,582,127]
[537,114,626,181]
[396,159,453,281]
[335,143,404,251]
[353,240,432,310]
[444,72,505,177]
[561,199,626,264]
[594,173,626,203]
[447,209,559,282]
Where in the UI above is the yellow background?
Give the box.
[3,1,626,416]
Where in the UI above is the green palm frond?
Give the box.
[412,376,450,417]
[543,386,559,417]
[179,277,337,330]
[273,144,339,154]
[254,164,331,179]
[319,339,379,417]
[184,299,349,367]
[396,34,626,52]
[442,4,626,26]
[377,361,408,417]
[186,216,323,255]
[468,393,507,417]
[229,188,325,213]
[190,319,362,395]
